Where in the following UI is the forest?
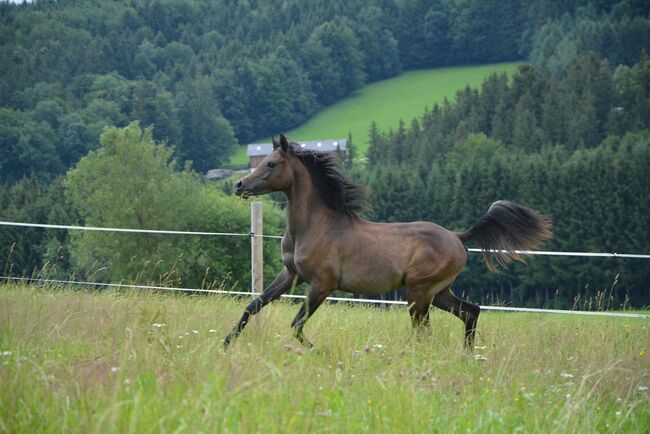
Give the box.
[1,0,649,307]
[364,52,650,306]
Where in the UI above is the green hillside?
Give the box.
[229,62,521,165]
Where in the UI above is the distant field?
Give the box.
[1,284,648,433]
[228,62,521,166]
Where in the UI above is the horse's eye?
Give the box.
[267,161,276,168]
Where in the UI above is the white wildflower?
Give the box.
[615,411,622,417]
[192,330,199,334]
[2,351,12,357]
[560,373,574,379]
[475,346,487,350]
[110,367,120,373]
[209,329,217,333]
[638,386,648,392]
[474,354,488,361]
[152,323,166,328]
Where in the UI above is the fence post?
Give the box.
[250,202,263,298]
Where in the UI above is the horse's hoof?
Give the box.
[296,336,314,348]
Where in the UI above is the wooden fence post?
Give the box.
[250,202,263,299]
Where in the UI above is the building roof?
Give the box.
[247,139,347,157]
[204,168,233,180]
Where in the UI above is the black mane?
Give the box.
[289,143,366,217]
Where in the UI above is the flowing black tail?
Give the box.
[458,200,553,271]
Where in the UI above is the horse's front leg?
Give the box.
[224,267,301,349]
[290,283,333,348]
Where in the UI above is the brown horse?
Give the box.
[224,134,552,349]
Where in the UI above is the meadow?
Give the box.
[1,284,648,433]
[228,62,521,166]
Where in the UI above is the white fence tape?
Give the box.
[1,220,649,257]
[2,219,650,318]
[2,276,648,319]
[466,248,650,259]
[0,220,284,239]
[0,220,248,237]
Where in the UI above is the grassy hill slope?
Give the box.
[229,62,521,166]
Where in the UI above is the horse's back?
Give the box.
[363,220,465,254]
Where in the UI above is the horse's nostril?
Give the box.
[235,180,243,189]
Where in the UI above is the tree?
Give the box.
[0,176,76,280]
[355,7,401,80]
[57,113,95,168]
[302,17,365,105]
[0,108,62,183]
[423,4,452,66]
[64,122,284,287]
[345,131,356,169]
[175,75,236,171]
[130,80,182,146]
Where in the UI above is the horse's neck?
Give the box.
[284,163,330,239]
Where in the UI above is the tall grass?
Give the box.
[1,284,648,433]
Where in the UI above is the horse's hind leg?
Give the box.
[405,282,440,342]
[407,295,432,331]
[432,287,480,349]
[406,274,459,332]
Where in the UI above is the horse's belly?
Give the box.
[338,260,404,295]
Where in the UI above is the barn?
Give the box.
[247,139,347,169]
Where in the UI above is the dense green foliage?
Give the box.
[530,2,650,75]
[2,0,648,182]
[0,176,77,279]
[1,0,649,307]
[1,124,285,289]
[364,53,650,307]
[64,122,285,288]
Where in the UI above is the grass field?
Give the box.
[1,284,648,433]
[228,62,521,166]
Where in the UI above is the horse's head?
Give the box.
[235,134,294,198]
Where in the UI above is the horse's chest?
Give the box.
[282,242,324,281]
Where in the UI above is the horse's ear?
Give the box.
[279,134,290,152]
[272,135,278,150]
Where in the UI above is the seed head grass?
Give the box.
[0,284,648,433]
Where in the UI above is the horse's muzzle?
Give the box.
[234,180,244,196]
[234,179,252,199]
